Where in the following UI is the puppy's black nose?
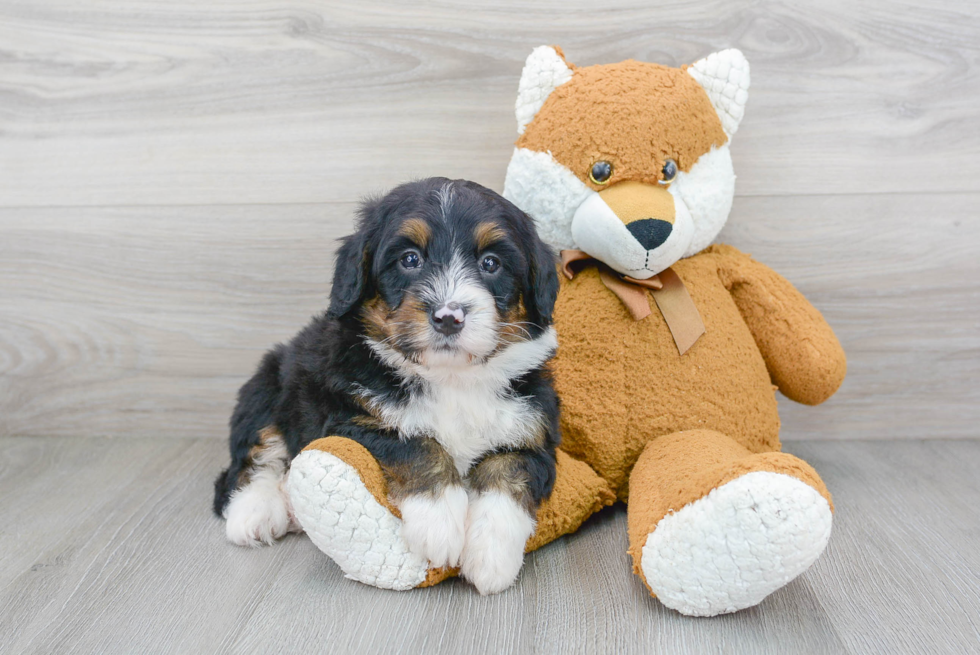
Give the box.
[431,302,465,336]
[626,219,673,250]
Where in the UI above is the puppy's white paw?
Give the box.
[399,485,468,568]
[460,491,535,595]
[224,481,292,547]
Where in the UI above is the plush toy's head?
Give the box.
[503,47,750,279]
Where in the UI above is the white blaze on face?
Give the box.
[417,252,498,363]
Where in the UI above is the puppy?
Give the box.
[213,178,561,594]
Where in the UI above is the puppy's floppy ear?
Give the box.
[522,228,560,333]
[327,231,370,318]
[329,198,382,318]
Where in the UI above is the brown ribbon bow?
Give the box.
[560,249,705,355]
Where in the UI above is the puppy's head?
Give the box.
[329,178,559,367]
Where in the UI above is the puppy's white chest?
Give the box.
[363,329,558,474]
[393,381,537,473]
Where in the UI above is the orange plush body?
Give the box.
[554,247,844,503]
[287,47,846,616]
[552,247,843,602]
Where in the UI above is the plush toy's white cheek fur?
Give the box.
[503,147,590,251]
[672,144,736,257]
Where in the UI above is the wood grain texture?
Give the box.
[1,436,977,654]
[0,204,347,439]
[0,0,978,206]
[790,440,980,654]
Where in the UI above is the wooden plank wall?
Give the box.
[1,0,977,440]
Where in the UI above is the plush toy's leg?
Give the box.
[287,437,614,591]
[286,437,445,590]
[627,429,833,617]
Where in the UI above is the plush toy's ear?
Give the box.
[515,46,574,135]
[686,49,751,138]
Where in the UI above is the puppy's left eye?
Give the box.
[480,254,501,274]
[659,159,678,185]
[400,251,422,269]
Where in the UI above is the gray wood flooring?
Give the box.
[1,437,978,654]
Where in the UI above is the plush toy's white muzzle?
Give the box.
[570,190,694,279]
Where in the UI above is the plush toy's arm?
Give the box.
[712,245,846,406]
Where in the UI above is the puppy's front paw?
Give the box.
[460,491,535,595]
[224,481,292,547]
[398,485,468,568]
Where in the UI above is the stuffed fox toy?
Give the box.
[286,46,847,617]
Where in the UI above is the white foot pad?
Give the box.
[641,471,832,616]
[286,449,429,590]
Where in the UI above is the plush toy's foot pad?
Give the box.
[287,447,430,590]
[640,471,832,617]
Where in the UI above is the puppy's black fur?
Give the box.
[214,178,561,524]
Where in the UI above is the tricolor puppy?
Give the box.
[213,178,561,594]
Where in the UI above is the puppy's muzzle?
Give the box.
[430,302,466,336]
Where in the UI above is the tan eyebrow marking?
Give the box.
[475,222,507,251]
[397,218,431,247]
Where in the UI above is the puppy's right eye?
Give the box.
[480,254,501,274]
[399,251,422,270]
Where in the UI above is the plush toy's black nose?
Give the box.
[430,302,465,336]
[627,219,673,250]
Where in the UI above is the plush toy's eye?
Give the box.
[399,251,422,270]
[659,159,678,185]
[589,161,613,185]
[480,254,501,274]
